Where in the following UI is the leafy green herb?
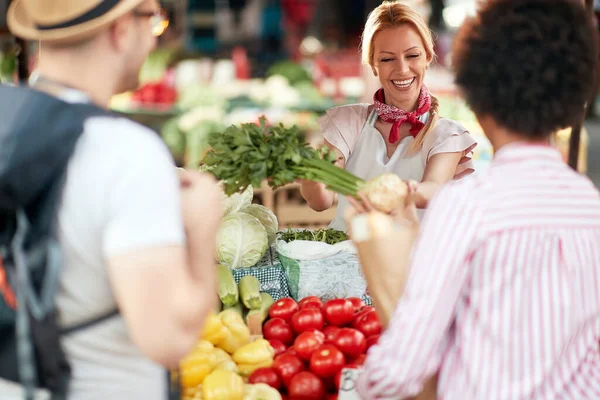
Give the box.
[202,117,365,196]
[277,229,349,245]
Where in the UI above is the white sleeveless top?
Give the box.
[320,104,477,231]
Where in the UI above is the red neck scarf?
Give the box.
[373,85,431,144]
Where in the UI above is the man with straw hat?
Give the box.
[0,1,222,399]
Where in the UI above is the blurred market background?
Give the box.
[1,0,599,227]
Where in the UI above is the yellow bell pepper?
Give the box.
[218,309,250,354]
[202,370,244,400]
[215,359,238,373]
[180,364,212,389]
[236,359,273,377]
[212,348,232,366]
[232,339,275,365]
[195,340,215,353]
[243,383,282,400]
[201,313,228,345]
[180,340,218,388]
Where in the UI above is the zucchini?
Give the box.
[239,275,262,310]
[246,293,275,335]
[217,264,238,307]
[223,302,244,318]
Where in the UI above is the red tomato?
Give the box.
[346,297,366,312]
[276,345,298,359]
[309,344,346,379]
[299,296,323,310]
[322,326,340,343]
[331,328,367,358]
[268,339,287,357]
[288,371,326,400]
[292,308,325,334]
[352,311,382,338]
[322,299,355,327]
[273,354,305,388]
[248,367,282,390]
[349,354,366,366]
[269,298,300,324]
[294,331,325,361]
[327,394,338,400]
[264,318,294,346]
[366,334,380,350]
[354,306,375,320]
[334,364,360,390]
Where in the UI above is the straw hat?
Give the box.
[7,0,146,43]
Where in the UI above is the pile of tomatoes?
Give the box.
[130,81,177,109]
[248,296,382,400]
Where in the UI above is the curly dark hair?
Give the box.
[452,0,598,138]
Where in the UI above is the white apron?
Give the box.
[329,108,428,231]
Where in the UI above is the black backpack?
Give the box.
[0,85,179,400]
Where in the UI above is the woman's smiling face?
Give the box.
[371,25,431,111]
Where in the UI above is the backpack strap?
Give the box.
[60,308,120,335]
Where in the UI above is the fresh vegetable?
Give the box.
[217,265,239,307]
[354,306,375,320]
[269,298,299,324]
[243,382,283,400]
[309,345,346,379]
[202,369,244,400]
[243,204,279,245]
[291,308,324,334]
[287,371,326,400]
[267,61,312,86]
[322,299,355,327]
[330,328,367,359]
[203,118,408,213]
[223,302,244,318]
[267,339,287,357]
[180,340,218,388]
[218,309,251,354]
[247,367,282,390]
[346,297,366,312]
[272,354,305,388]
[239,275,262,310]
[352,310,382,338]
[322,326,340,344]
[233,339,275,366]
[298,296,322,310]
[278,229,348,246]
[217,213,268,269]
[263,318,294,346]
[201,313,229,345]
[246,292,275,335]
[237,360,274,377]
[366,334,380,350]
[221,184,253,216]
[294,331,325,361]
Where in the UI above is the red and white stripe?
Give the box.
[356,144,600,399]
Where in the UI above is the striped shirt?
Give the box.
[356,143,600,400]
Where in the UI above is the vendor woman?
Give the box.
[300,0,476,231]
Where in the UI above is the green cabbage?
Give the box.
[216,212,268,268]
[243,204,279,246]
[222,185,253,216]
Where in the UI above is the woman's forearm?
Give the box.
[300,180,336,211]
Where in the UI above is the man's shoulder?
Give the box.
[76,115,173,163]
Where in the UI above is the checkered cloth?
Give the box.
[230,244,373,305]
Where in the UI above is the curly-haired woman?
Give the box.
[300,0,476,231]
[353,0,600,399]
